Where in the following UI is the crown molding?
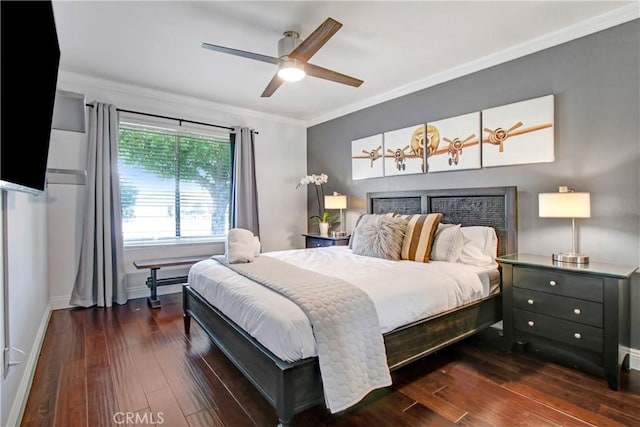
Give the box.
[306,3,639,127]
[57,71,307,128]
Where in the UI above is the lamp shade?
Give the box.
[324,194,347,210]
[539,192,590,218]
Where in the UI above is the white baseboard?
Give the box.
[50,295,72,310]
[6,303,52,427]
[49,284,183,311]
[630,347,640,371]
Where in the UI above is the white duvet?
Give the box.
[188,246,498,362]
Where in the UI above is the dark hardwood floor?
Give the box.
[22,293,640,426]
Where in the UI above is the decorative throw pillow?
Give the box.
[431,223,464,262]
[351,215,407,260]
[349,212,395,249]
[226,228,257,264]
[396,213,443,262]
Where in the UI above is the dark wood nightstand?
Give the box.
[302,233,350,248]
[498,253,637,390]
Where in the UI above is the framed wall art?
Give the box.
[481,94,554,167]
[383,124,426,176]
[351,134,384,180]
[427,112,481,172]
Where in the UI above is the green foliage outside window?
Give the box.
[120,182,138,219]
[118,124,232,241]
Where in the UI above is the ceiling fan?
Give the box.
[201,17,364,97]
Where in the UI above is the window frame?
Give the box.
[117,114,233,248]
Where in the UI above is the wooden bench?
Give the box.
[134,256,208,308]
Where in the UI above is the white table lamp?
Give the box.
[324,192,347,235]
[539,186,590,264]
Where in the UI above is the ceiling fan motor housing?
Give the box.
[278,31,301,57]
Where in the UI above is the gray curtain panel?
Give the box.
[230,127,260,236]
[70,102,128,307]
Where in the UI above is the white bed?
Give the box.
[188,245,500,362]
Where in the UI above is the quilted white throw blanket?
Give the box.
[214,255,392,413]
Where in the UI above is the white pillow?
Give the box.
[431,223,464,262]
[457,226,498,268]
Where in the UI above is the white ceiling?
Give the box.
[52,1,638,125]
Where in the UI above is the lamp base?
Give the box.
[552,252,589,264]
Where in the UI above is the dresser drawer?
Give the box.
[513,309,603,353]
[305,236,350,248]
[306,237,333,248]
[513,288,603,328]
[513,266,603,302]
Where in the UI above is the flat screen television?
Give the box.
[0,1,61,195]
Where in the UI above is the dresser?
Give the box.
[498,253,637,390]
[302,233,350,248]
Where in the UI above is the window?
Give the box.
[118,121,232,245]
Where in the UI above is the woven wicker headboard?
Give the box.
[367,186,517,257]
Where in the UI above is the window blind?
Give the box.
[118,121,232,245]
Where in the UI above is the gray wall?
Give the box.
[307,21,640,350]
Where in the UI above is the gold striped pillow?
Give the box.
[397,213,443,262]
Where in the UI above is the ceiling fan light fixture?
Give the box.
[277,57,305,82]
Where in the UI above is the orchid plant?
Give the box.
[296,173,338,224]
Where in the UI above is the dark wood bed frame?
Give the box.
[183,186,517,426]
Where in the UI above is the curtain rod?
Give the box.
[85,103,258,134]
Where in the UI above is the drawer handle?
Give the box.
[527,321,534,327]
[549,280,557,286]
[315,243,321,247]
[573,308,581,315]
[574,333,581,339]
[527,299,534,305]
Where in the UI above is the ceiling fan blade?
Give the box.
[304,63,363,87]
[289,17,342,63]
[201,42,278,65]
[261,73,285,97]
